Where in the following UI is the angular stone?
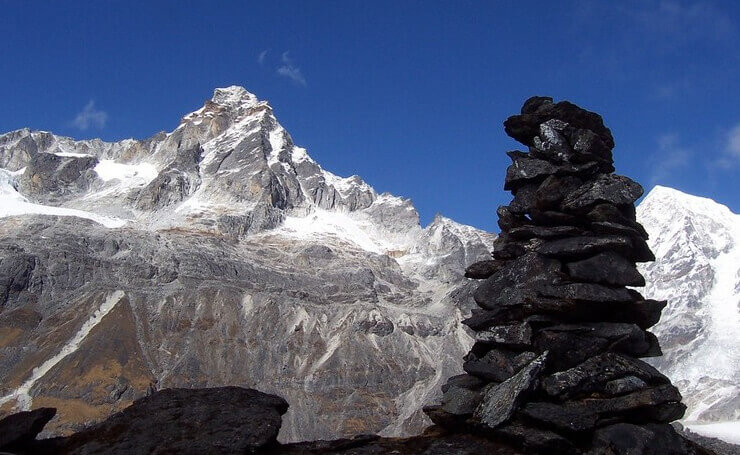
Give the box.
[462,307,521,331]
[538,283,634,303]
[540,353,668,399]
[464,260,504,279]
[472,352,548,430]
[440,385,484,416]
[508,184,538,215]
[509,224,583,240]
[492,234,526,260]
[493,419,574,454]
[0,407,56,452]
[588,423,691,455]
[528,209,580,226]
[473,253,561,310]
[568,128,613,164]
[441,374,486,393]
[496,205,526,231]
[565,252,645,287]
[532,120,574,162]
[521,384,684,433]
[464,350,513,382]
[59,387,289,455]
[504,98,615,149]
[590,220,648,240]
[605,376,648,395]
[535,175,583,210]
[561,174,643,213]
[587,203,649,238]
[505,158,557,191]
[475,322,533,349]
[537,235,633,260]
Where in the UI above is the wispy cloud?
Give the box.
[71,100,107,130]
[716,122,740,168]
[258,49,268,66]
[276,52,306,86]
[649,133,692,184]
[630,0,735,44]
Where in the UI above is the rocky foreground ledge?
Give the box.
[0,387,728,455]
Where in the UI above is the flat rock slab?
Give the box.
[273,427,526,454]
[56,387,289,455]
[0,407,56,452]
[472,352,548,430]
[540,352,668,399]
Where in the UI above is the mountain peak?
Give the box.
[211,86,260,108]
[642,185,738,224]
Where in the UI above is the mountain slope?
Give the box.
[0,87,494,441]
[637,186,740,424]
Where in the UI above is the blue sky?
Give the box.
[1,1,738,230]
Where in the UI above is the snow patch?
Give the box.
[0,168,127,228]
[0,291,125,411]
[94,160,158,186]
[685,421,740,445]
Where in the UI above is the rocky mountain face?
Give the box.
[637,186,740,424]
[0,86,494,442]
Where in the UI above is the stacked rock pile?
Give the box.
[425,97,692,454]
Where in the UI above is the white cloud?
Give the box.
[716,122,740,168]
[649,133,692,184]
[276,52,306,86]
[71,100,107,130]
[258,49,268,66]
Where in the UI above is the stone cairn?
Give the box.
[425,97,692,454]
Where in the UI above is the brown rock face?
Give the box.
[426,97,693,454]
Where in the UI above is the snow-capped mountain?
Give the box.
[637,186,740,424]
[0,87,494,441]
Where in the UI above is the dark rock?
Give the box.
[472,352,548,430]
[538,283,634,303]
[590,221,648,240]
[440,385,485,416]
[521,96,554,115]
[58,387,288,455]
[493,419,574,454]
[535,322,660,361]
[0,407,56,452]
[509,224,583,240]
[537,235,633,260]
[540,353,668,399]
[465,260,505,279]
[605,376,648,396]
[532,120,574,162]
[523,385,684,434]
[277,425,528,454]
[568,128,613,164]
[535,175,583,210]
[505,158,557,191]
[464,349,537,383]
[462,307,522,331]
[475,322,533,349]
[441,374,486,393]
[586,203,649,238]
[492,234,527,260]
[588,423,692,455]
[0,253,38,308]
[508,184,539,215]
[565,252,645,287]
[497,205,526,231]
[504,99,615,149]
[528,209,581,226]
[473,253,562,310]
